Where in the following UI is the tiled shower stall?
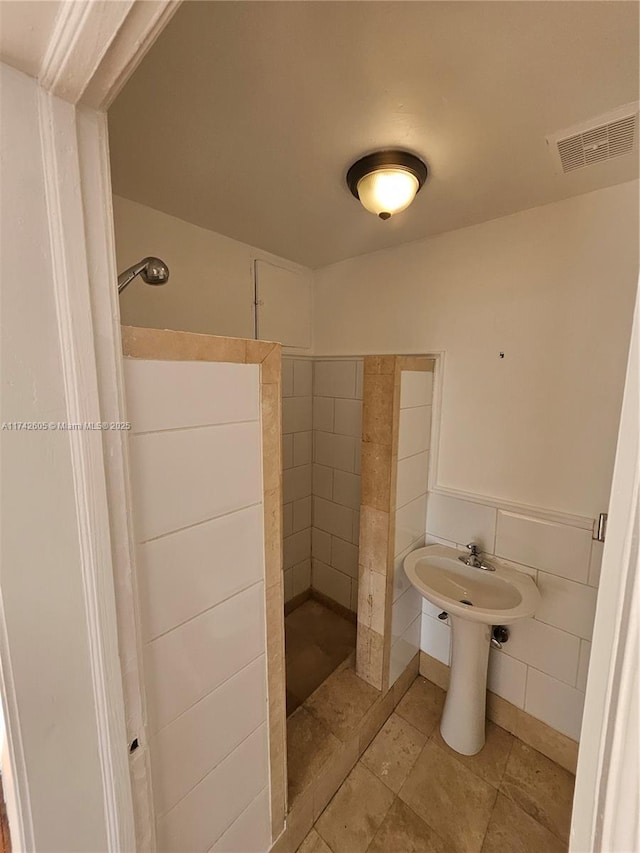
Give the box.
[282,357,365,615]
[283,353,599,746]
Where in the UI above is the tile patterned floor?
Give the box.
[286,599,356,716]
[297,677,574,853]
[287,662,380,804]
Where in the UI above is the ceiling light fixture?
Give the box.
[346,150,428,220]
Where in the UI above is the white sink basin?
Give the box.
[404,544,540,624]
[403,544,541,756]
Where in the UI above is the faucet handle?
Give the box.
[466,542,480,555]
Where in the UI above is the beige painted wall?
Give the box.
[113,195,312,343]
[314,182,639,518]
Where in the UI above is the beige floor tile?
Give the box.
[304,665,380,741]
[368,798,452,853]
[399,741,497,853]
[287,688,303,716]
[500,741,574,844]
[284,617,313,655]
[315,763,394,853]
[287,707,341,802]
[286,599,356,659]
[285,787,315,853]
[318,615,357,660]
[361,713,427,793]
[431,721,514,788]
[481,793,567,853]
[395,676,446,737]
[296,827,333,853]
[285,599,326,632]
[285,599,357,712]
[287,642,338,708]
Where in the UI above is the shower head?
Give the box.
[118,257,170,293]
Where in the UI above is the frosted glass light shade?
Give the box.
[356,168,419,219]
[347,150,428,219]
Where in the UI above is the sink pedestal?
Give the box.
[403,544,541,755]
[440,616,491,756]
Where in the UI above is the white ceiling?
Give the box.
[108,1,639,268]
[0,1,61,78]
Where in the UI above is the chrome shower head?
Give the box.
[118,257,170,293]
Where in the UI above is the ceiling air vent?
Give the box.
[547,103,639,175]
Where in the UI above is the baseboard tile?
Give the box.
[418,650,450,691]
[514,707,579,775]
[309,587,358,624]
[284,588,312,616]
[419,651,578,774]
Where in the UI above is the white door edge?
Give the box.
[571,281,640,852]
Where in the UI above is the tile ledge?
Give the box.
[429,486,594,531]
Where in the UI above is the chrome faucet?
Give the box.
[458,542,496,572]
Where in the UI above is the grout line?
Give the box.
[427,725,504,792]
[396,448,429,463]
[393,795,451,852]
[156,719,267,824]
[399,401,433,412]
[531,610,591,644]
[397,444,430,463]
[395,490,428,513]
[144,578,264,644]
[132,417,259,437]
[282,461,313,472]
[139,499,263,544]
[149,652,265,741]
[205,785,269,853]
[393,532,426,561]
[478,794,499,851]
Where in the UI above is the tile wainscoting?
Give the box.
[284,352,596,747]
[123,327,286,849]
[419,491,600,742]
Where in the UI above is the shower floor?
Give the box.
[285,598,357,716]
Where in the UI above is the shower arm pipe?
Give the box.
[118,260,151,293]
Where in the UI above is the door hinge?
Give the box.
[593,513,608,542]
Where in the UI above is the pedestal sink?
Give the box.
[403,544,540,756]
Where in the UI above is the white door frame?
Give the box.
[1,2,179,849]
[570,286,640,853]
[4,1,638,849]
[43,5,183,847]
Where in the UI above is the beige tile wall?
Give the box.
[356,356,435,693]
